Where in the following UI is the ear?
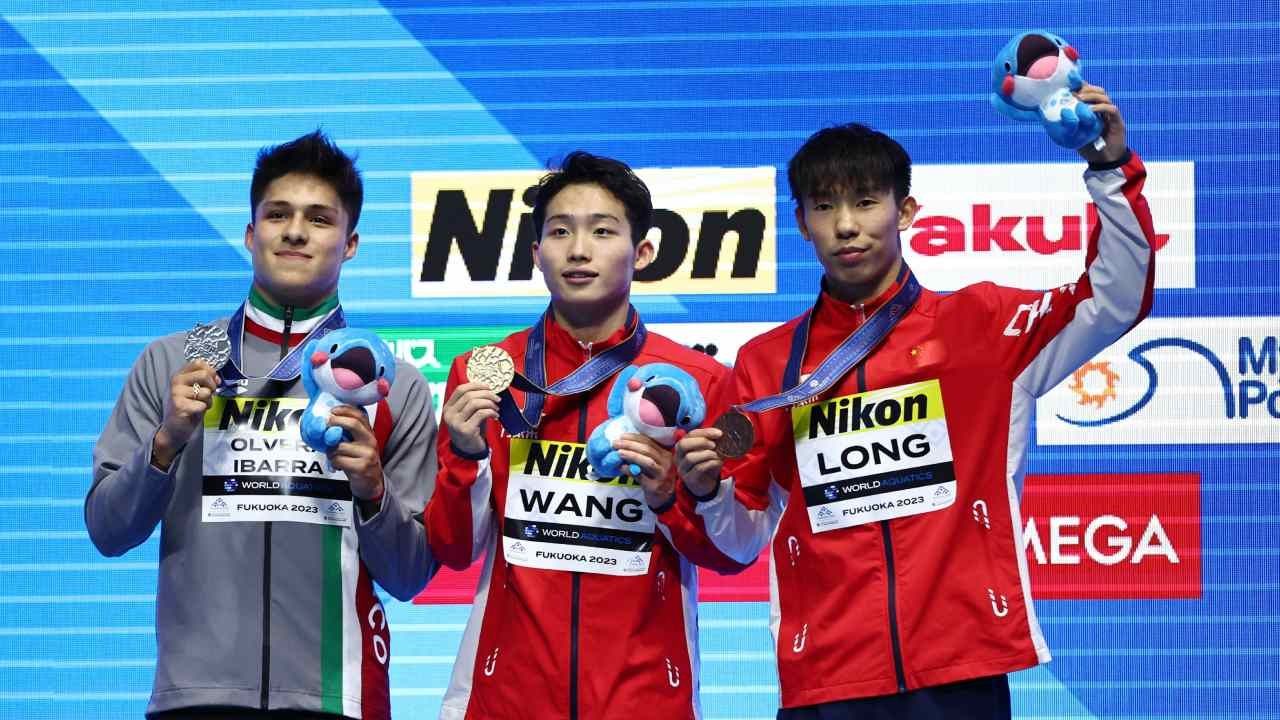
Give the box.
[244,223,256,253]
[531,240,542,272]
[633,236,655,272]
[794,205,811,242]
[343,231,359,262]
[897,196,919,232]
[608,365,639,417]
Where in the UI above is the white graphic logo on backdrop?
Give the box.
[1037,317,1280,445]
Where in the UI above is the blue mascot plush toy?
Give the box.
[300,328,396,451]
[990,30,1104,150]
[586,363,706,478]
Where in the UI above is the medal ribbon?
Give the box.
[741,264,922,414]
[218,302,347,387]
[497,305,647,435]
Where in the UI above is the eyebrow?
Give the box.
[260,200,339,215]
[546,212,622,224]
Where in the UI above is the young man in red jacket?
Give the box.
[674,85,1156,718]
[426,151,728,720]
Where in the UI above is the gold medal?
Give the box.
[466,345,516,393]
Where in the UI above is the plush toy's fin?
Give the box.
[990,92,1039,122]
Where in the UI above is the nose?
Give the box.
[833,205,858,238]
[566,231,591,262]
[283,212,307,244]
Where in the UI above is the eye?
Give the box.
[330,344,339,353]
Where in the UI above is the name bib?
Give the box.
[502,438,655,576]
[201,395,360,527]
[792,379,956,533]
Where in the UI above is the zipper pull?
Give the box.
[280,305,294,359]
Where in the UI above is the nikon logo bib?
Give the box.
[792,379,956,533]
[201,395,360,527]
[502,438,656,576]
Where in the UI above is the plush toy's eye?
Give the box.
[681,416,691,426]
[1004,61,1012,71]
[329,344,339,353]
[378,366,385,377]
[647,375,656,381]
[1053,38,1063,45]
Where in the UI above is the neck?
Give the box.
[825,259,902,306]
[249,284,338,319]
[550,298,630,344]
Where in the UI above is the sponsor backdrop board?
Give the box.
[3,2,1275,719]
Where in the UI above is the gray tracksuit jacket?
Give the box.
[88,311,437,719]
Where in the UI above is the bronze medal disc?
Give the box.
[712,409,754,458]
[466,345,516,393]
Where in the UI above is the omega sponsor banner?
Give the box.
[410,166,776,297]
[1036,317,1280,445]
[1019,473,1201,599]
[905,161,1194,291]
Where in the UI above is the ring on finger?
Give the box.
[190,383,201,399]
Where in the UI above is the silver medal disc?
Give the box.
[184,322,231,370]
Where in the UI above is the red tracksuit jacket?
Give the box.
[674,152,1157,708]
[427,314,728,720]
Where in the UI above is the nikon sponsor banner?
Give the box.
[410,166,776,297]
[792,379,956,532]
[201,395,355,526]
[502,438,656,576]
[1036,317,1280,445]
[905,161,1194,291]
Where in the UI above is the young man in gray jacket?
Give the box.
[88,131,437,720]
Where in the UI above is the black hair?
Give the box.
[530,151,654,243]
[787,123,911,205]
[250,130,363,231]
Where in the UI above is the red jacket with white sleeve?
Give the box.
[675,151,1157,708]
[426,313,728,720]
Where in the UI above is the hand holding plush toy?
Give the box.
[586,363,706,479]
[300,328,396,451]
[991,30,1106,151]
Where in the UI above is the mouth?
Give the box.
[833,246,867,266]
[639,384,680,427]
[275,250,312,261]
[1016,33,1060,79]
[331,346,376,390]
[562,269,598,285]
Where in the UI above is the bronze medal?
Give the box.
[466,345,516,393]
[712,409,755,458]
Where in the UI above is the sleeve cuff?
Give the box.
[449,440,490,462]
[685,476,722,504]
[649,491,678,516]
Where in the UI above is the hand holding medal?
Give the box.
[441,345,514,457]
[152,323,232,471]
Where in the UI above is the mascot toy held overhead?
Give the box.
[300,328,396,452]
[586,363,706,479]
[991,30,1105,150]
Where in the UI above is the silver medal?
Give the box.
[184,322,231,370]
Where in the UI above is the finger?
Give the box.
[676,436,718,456]
[460,406,499,431]
[680,448,722,468]
[687,427,724,440]
[691,458,724,477]
[616,449,660,477]
[328,411,375,445]
[447,384,501,407]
